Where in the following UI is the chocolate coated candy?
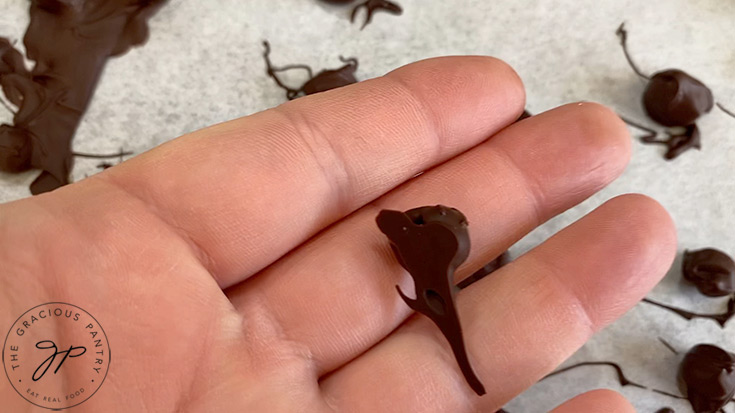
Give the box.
[678,344,735,413]
[376,205,485,395]
[643,70,714,127]
[683,248,735,297]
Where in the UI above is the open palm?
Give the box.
[0,56,676,412]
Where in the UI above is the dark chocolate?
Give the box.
[350,0,403,29]
[262,41,358,101]
[457,251,511,290]
[376,205,485,395]
[642,70,713,127]
[320,0,402,29]
[543,361,646,390]
[678,344,735,413]
[642,296,735,328]
[0,0,167,194]
[615,23,715,160]
[682,249,735,297]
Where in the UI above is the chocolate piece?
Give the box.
[543,361,646,389]
[683,248,735,297]
[457,250,511,290]
[376,205,485,395]
[262,41,358,101]
[642,296,735,328]
[0,0,167,194]
[615,23,716,160]
[640,124,701,160]
[678,344,735,413]
[320,0,403,29]
[656,409,675,413]
[350,0,403,29]
[643,70,713,127]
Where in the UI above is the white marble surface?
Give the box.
[1,0,734,411]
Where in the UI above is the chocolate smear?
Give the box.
[678,344,735,413]
[376,205,485,395]
[683,248,735,297]
[642,296,735,328]
[262,41,358,101]
[457,250,510,290]
[0,0,167,194]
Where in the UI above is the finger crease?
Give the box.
[95,175,219,284]
[273,106,353,217]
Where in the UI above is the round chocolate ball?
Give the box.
[643,69,714,127]
[682,248,735,297]
[678,344,735,413]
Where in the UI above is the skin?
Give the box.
[0,56,676,412]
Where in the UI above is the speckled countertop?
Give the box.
[0,0,734,411]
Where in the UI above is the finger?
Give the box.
[551,389,635,413]
[319,194,676,412]
[228,102,632,376]
[94,56,524,288]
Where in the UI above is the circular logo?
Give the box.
[3,302,111,410]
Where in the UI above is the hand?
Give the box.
[0,56,676,412]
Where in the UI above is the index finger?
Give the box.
[97,56,525,287]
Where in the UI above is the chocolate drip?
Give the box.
[376,205,485,395]
[457,251,510,290]
[543,361,646,390]
[0,0,167,194]
[642,297,735,328]
[262,41,358,101]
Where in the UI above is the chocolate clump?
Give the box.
[615,23,717,160]
[376,205,485,395]
[678,344,735,413]
[683,248,735,297]
[643,70,714,127]
[0,0,167,194]
[262,41,358,101]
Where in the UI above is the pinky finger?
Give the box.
[550,389,635,413]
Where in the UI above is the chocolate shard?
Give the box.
[678,344,735,413]
[376,205,485,395]
[683,248,735,297]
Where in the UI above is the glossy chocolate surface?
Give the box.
[376,205,485,395]
[678,344,735,413]
[0,0,166,194]
[643,70,714,127]
[683,248,735,297]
